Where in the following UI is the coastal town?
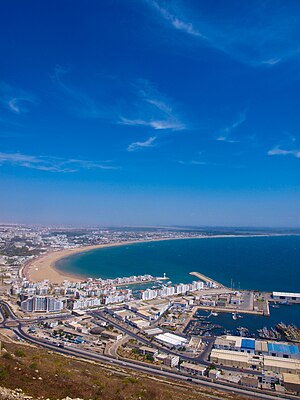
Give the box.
[0,224,300,398]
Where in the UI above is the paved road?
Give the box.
[0,300,297,400]
[14,325,291,400]
[91,310,251,370]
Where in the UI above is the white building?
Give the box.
[21,296,64,313]
[181,362,206,376]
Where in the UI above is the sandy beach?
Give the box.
[23,233,280,284]
[23,238,189,284]
[23,242,139,284]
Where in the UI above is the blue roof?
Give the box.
[268,342,300,355]
[241,338,255,350]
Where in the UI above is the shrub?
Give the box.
[15,349,26,357]
[29,362,38,370]
[2,352,12,360]
[124,376,138,384]
[0,367,8,379]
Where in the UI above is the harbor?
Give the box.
[183,305,300,340]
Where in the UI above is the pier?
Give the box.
[190,271,225,288]
[156,272,169,281]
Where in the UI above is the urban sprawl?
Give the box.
[0,224,300,398]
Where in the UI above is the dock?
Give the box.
[190,271,225,288]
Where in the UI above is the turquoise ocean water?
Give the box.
[56,235,300,292]
[55,235,300,333]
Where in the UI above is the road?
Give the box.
[90,310,254,371]
[0,300,297,400]
[13,325,293,400]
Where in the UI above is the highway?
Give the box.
[0,300,297,400]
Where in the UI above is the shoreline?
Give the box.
[23,241,152,284]
[25,236,214,284]
[23,233,296,284]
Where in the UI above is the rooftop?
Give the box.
[155,332,187,346]
[282,373,300,384]
[181,362,206,372]
[273,291,300,298]
[241,338,255,350]
[268,342,300,355]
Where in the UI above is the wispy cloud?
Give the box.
[178,159,217,166]
[51,68,185,131]
[268,133,300,159]
[120,118,182,130]
[51,65,103,118]
[268,147,300,158]
[119,79,185,131]
[148,0,204,38]
[0,152,119,173]
[216,112,246,143]
[145,1,300,66]
[0,82,36,114]
[127,136,157,152]
[178,151,220,166]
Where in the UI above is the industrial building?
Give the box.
[214,335,300,359]
[210,349,262,369]
[156,353,180,367]
[214,335,255,354]
[180,362,206,376]
[210,349,300,374]
[282,373,300,394]
[155,332,187,347]
[272,292,300,303]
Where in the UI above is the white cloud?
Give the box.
[127,136,157,152]
[145,1,300,66]
[0,152,119,173]
[0,82,35,114]
[216,135,238,144]
[149,0,204,38]
[119,79,185,131]
[179,160,213,166]
[120,117,183,130]
[268,147,300,158]
[216,112,246,143]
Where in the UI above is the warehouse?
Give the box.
[282,373,300,393]
[272,292,300,303]
[267,342,300,359]
[210,349,253,369]
[155,332,187,347]
[180,362,206,376]
[263,356,300,374]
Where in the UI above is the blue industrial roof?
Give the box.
[241,338,255,350]
[268,342,300,355]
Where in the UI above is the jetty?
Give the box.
[190,271,225,288]
[156,272,169,281]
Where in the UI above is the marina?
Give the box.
[188,306,300,339]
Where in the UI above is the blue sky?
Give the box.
[0,0,300,227]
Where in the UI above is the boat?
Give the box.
[211,312,219,317]
[258,326,281,340]
[276,323,300,343]
[237,327,249,337]
[232,312,237,320]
